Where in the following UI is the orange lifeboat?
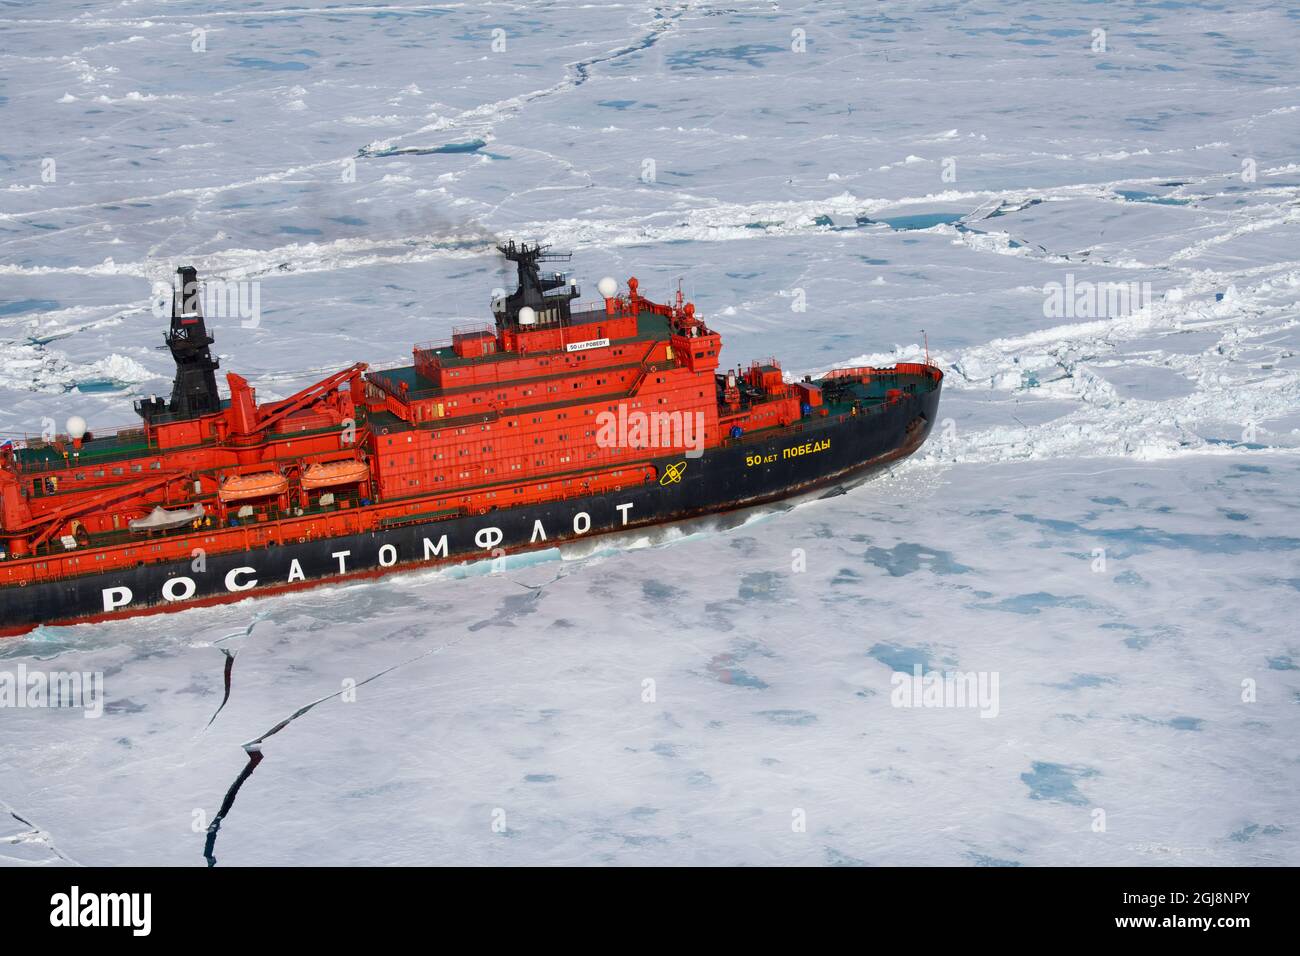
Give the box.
[218,471,288,502]
[301,459,369,490]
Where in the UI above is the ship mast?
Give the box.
[493,240,579,331]
[137,266,222,422]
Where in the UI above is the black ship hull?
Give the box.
[1,386,940,634]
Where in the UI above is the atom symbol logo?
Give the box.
[659,461,687,486]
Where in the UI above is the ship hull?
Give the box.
[0,386,939,636]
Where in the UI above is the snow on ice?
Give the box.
[1,1,1298,866]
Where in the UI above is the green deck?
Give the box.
[16,430,151,469]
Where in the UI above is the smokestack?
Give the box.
[174,265,201,318]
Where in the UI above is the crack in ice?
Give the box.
[201,639,462,866]
[0,800,81,867]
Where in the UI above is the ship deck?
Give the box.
[11,418,350,477]
[16,429,153,469]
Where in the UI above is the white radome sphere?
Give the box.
[66,415,87,440]
[517,306,536,325]
[597,276,618,299]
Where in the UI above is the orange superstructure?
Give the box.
[0,241,943,635]
[0,244,781,582]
